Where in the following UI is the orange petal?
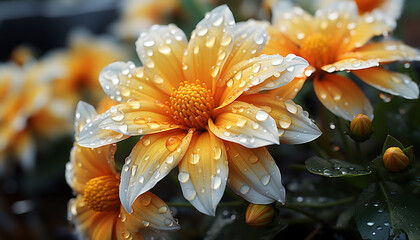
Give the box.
[135,24,188,94]
[261,26,300,57]
[239,94,321,144]
[119,129,193,213]
[216,54,308,108]
[271,1,314,45]
[340,41,420,63]
[353,67,419,99]
[68,196,118,240]
[209,101,279,148]
[183,5,234,92]
[99,62,168,103]
[78,101,179,148]
[224,142,285,204]
[322,58,379,73]
[221,20,268,74]
[266,75,307,100]
[67,144,117,194]
[314,74,373,121]
[178,131,229,216]
[120,191,180,232]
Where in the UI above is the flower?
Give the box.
[383,146,409,172]
[66,101,179,239]
[0,61,72,172]
[114,0,179,41]
[319,0,404,27]
[47,30,128,104]
[263,1,420,121]
[349,113,372,141]
[78,5,321,216]
[245,203,275,228]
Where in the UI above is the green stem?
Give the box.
[355,141,365,165]
[276,203,325,224]
[335,116,354,163]
[289,163,308,172]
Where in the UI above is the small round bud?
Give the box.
[383,147,409,172]
[350,114,372,140]
[245,204,274,228]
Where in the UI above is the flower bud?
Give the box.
[383,147,409,172]
[350,114,372,140]
[245,204,274,228]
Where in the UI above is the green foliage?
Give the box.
[305,156,371,177]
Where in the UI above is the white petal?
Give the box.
[74,101,97,138]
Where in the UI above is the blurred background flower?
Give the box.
[0,0,419,239]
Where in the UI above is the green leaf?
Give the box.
[402,145,414,163]
[305,157,371,177]
[382,135,405,153]
[354,182,420,240]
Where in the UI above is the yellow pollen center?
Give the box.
[299,33,335,69]
[354,0,384,14]
[169,81,214,130]
[84,175,120,212]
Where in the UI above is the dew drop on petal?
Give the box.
[142,220,150,227]
[166,137,182,152]
[236,117,247,127]
[211,175,222,190]
[189,153,200,164]
[284,101,297,114]
[249,155,258,164]
[256,111,269,121]
[111,111,125,121]
[185,189,197,201]
[213,146,222,160]
[158,206,168,213]
[261,174,271,185]
[143,139,151,146]
[278,115,292,129]
[240,185,250,194]
[165,155,174,164]
[178,172,190,183]
[140,194,152,206]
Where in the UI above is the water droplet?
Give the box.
[249,155,258,164]
[252,63,261,73]
[256,110,269,121]
[143,139,151,146]
[189,153,200,164]
[184,189,197,201]
[205,36,216,48]
[166,137,181,152]
[164,218,173,226]
[287,66,295,72]
[367,222,374,226]
[142,220,150,227]
[140,194,152,206]
[165,155,174,164]
[240,185,250,194]
[261,175,271,185]
[221,35,232,46]
[329,122,336,129]
[178,172,190,183]
[236,117,247,127]
[278,115,292,128]
[158,206,168,213]
[284,100,297,114]
[379,93,391,103]
[127,100,140,109]
[144,40,155,47]
[138,176,144,183]
[211,175,222,190]
[158,45,171,55]
[111,111,125,121]
[226,79,233,87]
[213,146,222,160]
[197,27,208,36]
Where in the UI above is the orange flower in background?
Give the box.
[47,30,128,104]
[66,102,179,239]
[263,1,420,121]
[114,0,179,41]
[0,61,72,172]
[78,5,321,216]
[320,0,404,27]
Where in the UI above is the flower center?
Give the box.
[354,0,384,14]
[299,33,334,69]
[169,81,214,130]
[84,175,120,212]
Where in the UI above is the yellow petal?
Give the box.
[216,54,308,108]
[271,1,314,45]
[340,41,420,63]
[119,129,193,213]
[178,131,229,216]
[121,191,180,232]
[224,142,285,204]
[314,74,373,121]
[135,24,188,94]
[78,101,179,147]
[209,101,279,148]
[67,144,117,194]
[99,62,168,103]
[239,94,321,144]
[68,196,118,240]
[262,26,300,57]
[322,58,379,73]
[353,67,419,99]
[221,20,268,73]
[183,5,234,92]
[266,75,307,100]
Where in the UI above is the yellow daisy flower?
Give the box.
[78,6,321,215]
[263,1,420,121]
[67,101,179,239]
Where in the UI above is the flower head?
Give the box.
[245,203,275,228]
[67,101,179,239]
[263,1,420,121]
[383,146,409,172]
[78,6,321,216]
